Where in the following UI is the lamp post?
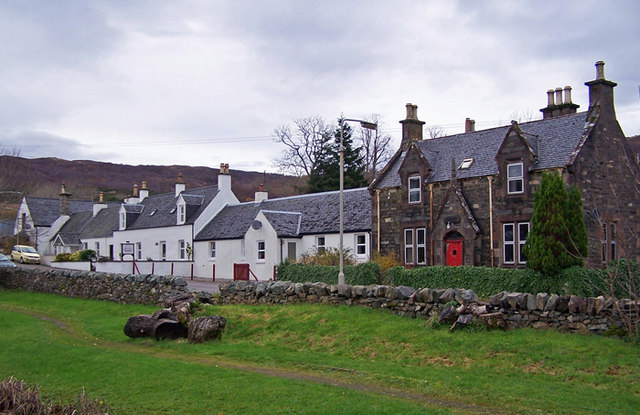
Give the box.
[338,118,377,285]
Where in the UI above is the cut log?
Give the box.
[124,315,156,338]
[154,319,188,340]
[188,316,227,343]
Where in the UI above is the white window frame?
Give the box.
[355,234,367,257]
[257,241,266,261]
[178,239,186,260]
[120,211,126,230]
[316,236,326,254]
[458,158,474,169]
[209,241,216,260]
[503,222,529,265]
[287,241,297,261]
[507,162,524,194]
[517,223,530,264]
[416,228,426,265]
[159,241,166,260]
[94,242,100,256]
[602,223,617,264]
[178,204,186,224]
[408,176,421,203]
[136,242,142,260]
[404,229,414,265]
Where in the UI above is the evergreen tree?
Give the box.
[523,172,575,276]
[305,118,368,193]
[565,185,589,265]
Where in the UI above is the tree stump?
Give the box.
[188,316,227,343]
[124,308,189,340]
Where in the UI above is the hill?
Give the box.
[0,156,305,203]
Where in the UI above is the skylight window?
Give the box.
[458,158,474,169]
[149,209,157,216]
[169,207,176,214]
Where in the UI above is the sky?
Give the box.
[1,0,639,173]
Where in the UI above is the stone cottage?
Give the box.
[370,61,640,268]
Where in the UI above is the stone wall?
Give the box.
[217,280,629,334]
[0,267,191,306]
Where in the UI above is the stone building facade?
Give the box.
[370,62,640,268]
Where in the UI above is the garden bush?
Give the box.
[68,249,96,262]
[54,252,72,262]
[278,261,382,285]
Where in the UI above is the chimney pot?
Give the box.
[99,192,104,203]
[141,181,147,190]
[547,89,555,106]
[563,86,572,104]
[405,103,418,120]
[464,118,476,133]
[133,183,139,197]
[595,60,605,80]
[555,87,563,105]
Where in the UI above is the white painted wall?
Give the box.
[50,260,195,277]
[112,225,193,262]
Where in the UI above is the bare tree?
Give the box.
[273,116,334,177]
[427,125,446,139]
[355,114,393,180]
[0,148,26,217]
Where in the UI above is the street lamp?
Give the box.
[338,118,377,285]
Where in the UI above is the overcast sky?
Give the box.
[1,1,639,173]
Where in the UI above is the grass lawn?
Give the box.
[0,289,638,414]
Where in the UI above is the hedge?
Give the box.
[386,262,639,298]
[277,262,382,285]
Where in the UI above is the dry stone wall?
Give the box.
[218,280,629,334]
[0,267,190,306]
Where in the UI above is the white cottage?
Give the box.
[193,187,372,281]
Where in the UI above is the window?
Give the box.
[209,241,216,259]
[159,241,166,260]
[503,222,529,265]
[95,242,100,256]
[602,223,617,264]
[316,236,326,254]
[355,234,367,257]
[149,209,157,216]
[136,242,142,260]
[287,242,297,261]
[178,205,185,223]
[507,162,524,194]
[240,240,245,258]
[179,240,185,259]
[458,158,474,169]
[404,229,414,264]
[408,176,421,203]
[83,242,88,250]
[416,228,426,265]
[257,241,266,261]
[120,211,126,230]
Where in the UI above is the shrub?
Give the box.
[68,249,96,262]
[278,261,382,285]
[371,252,402,281]
[297,247,355,266]
[54,252,73,262]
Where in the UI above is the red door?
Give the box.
[446,240,463,266]
[234,263,250,281]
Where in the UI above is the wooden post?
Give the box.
[190,263,194,280]
[151,262,155,274]
[212,264,216,282]
[171,262,174,275]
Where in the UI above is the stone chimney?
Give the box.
[175,173,186,197]
[464,118,476,133]
[93,191,107,217]
[218,163,231,193]
[254,184,268,203]
[399,103,425,150]
[139,181,149,201]
[540,83,580,119]
[59,184,71,216]
[585,60,617,118]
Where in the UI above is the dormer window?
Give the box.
[459,158,474,169]
[178,204,185,224]
[120,211,126,230]
[408,176,421,203]
[507,162,524,194]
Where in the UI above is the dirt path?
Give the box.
[3,305,511,415]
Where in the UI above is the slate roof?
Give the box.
[55,211,93,246]
[373,112,591,189]
[24,197,96,227]
[195,187,371,241]
[81,206,120,239]
[126,185,219,230]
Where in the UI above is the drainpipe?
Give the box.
[376,189,381,253]
[429,184,434,265]
[488,176,494,268]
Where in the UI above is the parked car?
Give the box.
[11,245,40,264]
[0,253,16,267]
